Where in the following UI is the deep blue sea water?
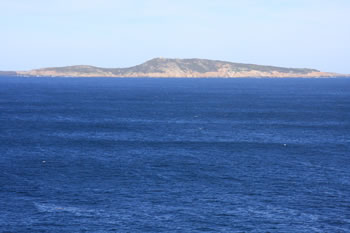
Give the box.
[0,77,350,232]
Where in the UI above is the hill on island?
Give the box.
[5,58,345,78]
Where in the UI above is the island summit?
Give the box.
[1,58,346,78]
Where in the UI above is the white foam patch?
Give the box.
[34,202,100,217]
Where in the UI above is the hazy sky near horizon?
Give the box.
[1,0,349,73]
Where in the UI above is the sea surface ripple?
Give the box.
[0,77,349,232]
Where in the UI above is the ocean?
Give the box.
[0,77,349,232]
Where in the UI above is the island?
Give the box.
[1,58,347,78]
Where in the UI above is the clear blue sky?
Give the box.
[1,0,349,73]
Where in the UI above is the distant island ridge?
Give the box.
[0,58,348,78]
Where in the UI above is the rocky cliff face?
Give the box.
[16,58,341,78]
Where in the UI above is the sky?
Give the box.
[0,0,349,73]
